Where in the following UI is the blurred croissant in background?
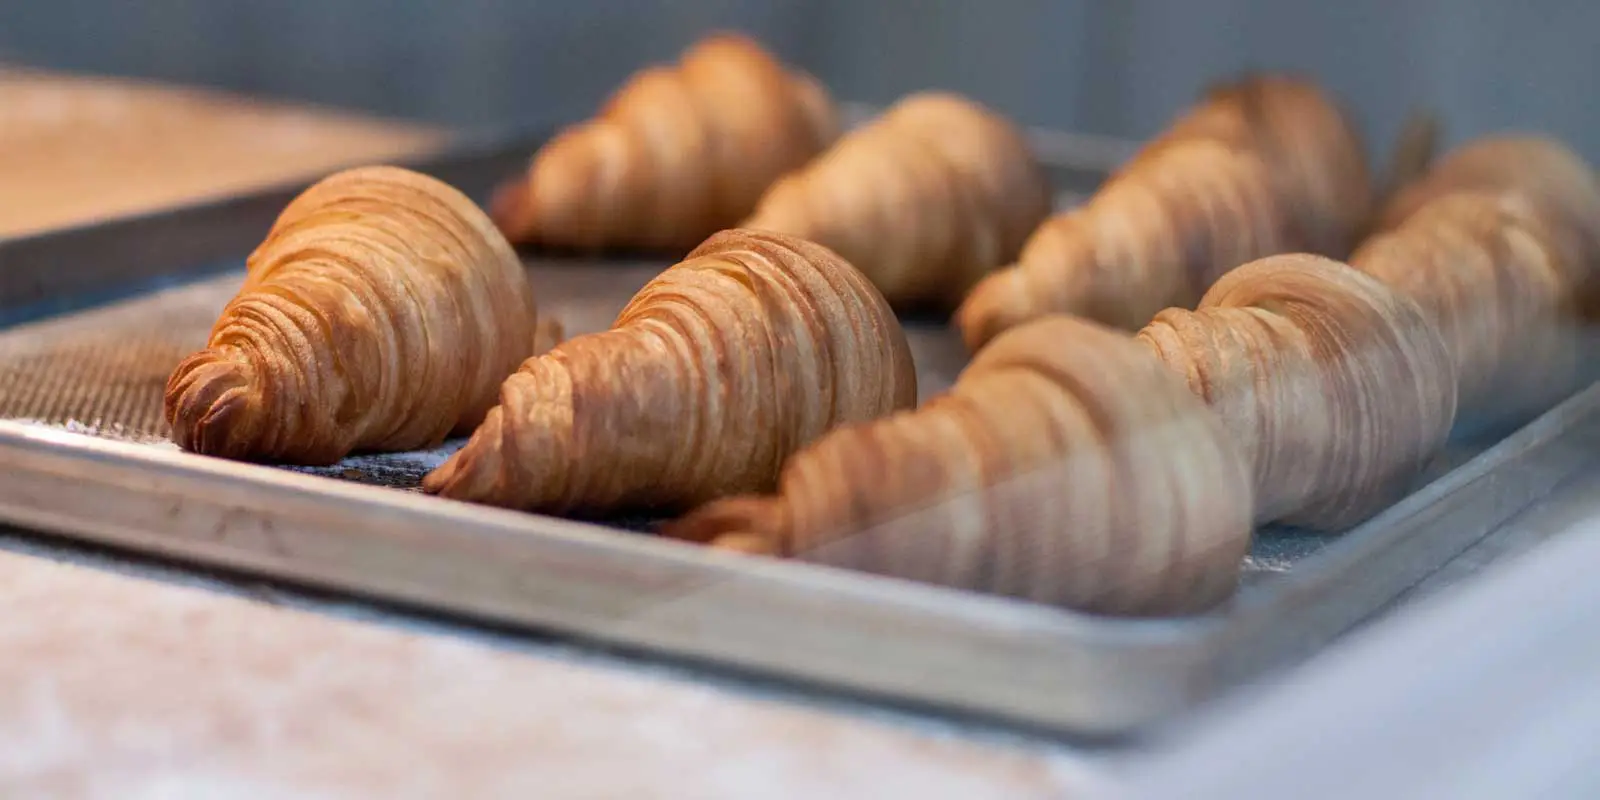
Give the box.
[1139,255,1456,530]
[166,166,543,465]
[670,254,1456,615]
[956,74,1371,350]
[425,229,917,516]
[670,315,1255,616]
[1376,135,1600,273]
[742,92,1051,309]
[1352,134,1600,423]
[490,33,838,254]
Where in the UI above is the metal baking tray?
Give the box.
[0,124,1595,737]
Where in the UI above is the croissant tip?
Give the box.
[165,352,262,459]
[487,178,534,242]
[663,496,786,555]
[953,290,1006,354]
[708,532,780,556]
[420,428,515,507]
[957,269,1061,353]
[419,449,468,496]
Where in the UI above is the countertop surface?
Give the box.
[0,67,446,239]
[0,537,1095,798]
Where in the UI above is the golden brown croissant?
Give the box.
[1372,135,1600,320]
[423,229,917,515]
[669,254,1455,615]
[1376,136,1600,275]
[489,33,838,254]
[741,92,1051,309]
[956,75,1372,349]
[670,315,1255,616]
[165,165,541,465]
[1138,255,1457,529]
[1352,190,1574,418]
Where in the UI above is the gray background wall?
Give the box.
[1,0,1595,163]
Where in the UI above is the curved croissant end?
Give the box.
[743,92,1050,309]
[671,254,1461,614]
[491,33,839,254]
[165,165,540,465]
[956,74,1371,352]
[667,315,1255,617]
[1139,254,1457,529]
[423,229,917,515]
[1376,136,1600,254]
[1373,135,1600,319]
[1161,74,1374,257]
[1353,190,1575,418]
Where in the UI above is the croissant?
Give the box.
[489,33,838,254]
[669,315,1254,616]
[1372,135,1600,320]
[1352,190,1575,418]
[422,229,918,515]
[741,92,1051,309]
[956,74,1371,349]
[669,254,1456,615]
[1376,136,1600,276]
[1138,255,1457,529]
[164,166,542,465]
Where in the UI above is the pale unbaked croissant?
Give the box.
[423,229,917,515]
[956,75,1371,349]
[489,33,838,254]
[741,92,1051,309]
[669,254,1455,615]
[165,166,543,465]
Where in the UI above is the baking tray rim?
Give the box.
[0,122,1592,737]
[0,375,1593,736]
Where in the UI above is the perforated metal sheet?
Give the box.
[0,259,971,502]
[0,276,220,441]
[0,258,1491,584]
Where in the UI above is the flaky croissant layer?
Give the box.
[165,165,542,465]
[668,315,1255,616]
[670,253,1457,616]
[424,229,917,515]
[491,33,838,254]
[1351,135,1600,421]
[956,74,1372,351]
[1376,135,1600,291]
[743,92,1050,309]
[1138,255,1457,529]
[1354,189,1575,418]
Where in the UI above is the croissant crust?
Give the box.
[670,253,1457,615]
[956,74,1371,350]
[1353,136,1600,417]
[490,33,838,254]
[743,92,1050,309]
[164,165,541,465]
[424,229,917,515]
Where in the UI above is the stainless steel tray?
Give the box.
[0,127,1594,737]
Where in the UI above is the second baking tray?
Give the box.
[0,127,1595,737]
